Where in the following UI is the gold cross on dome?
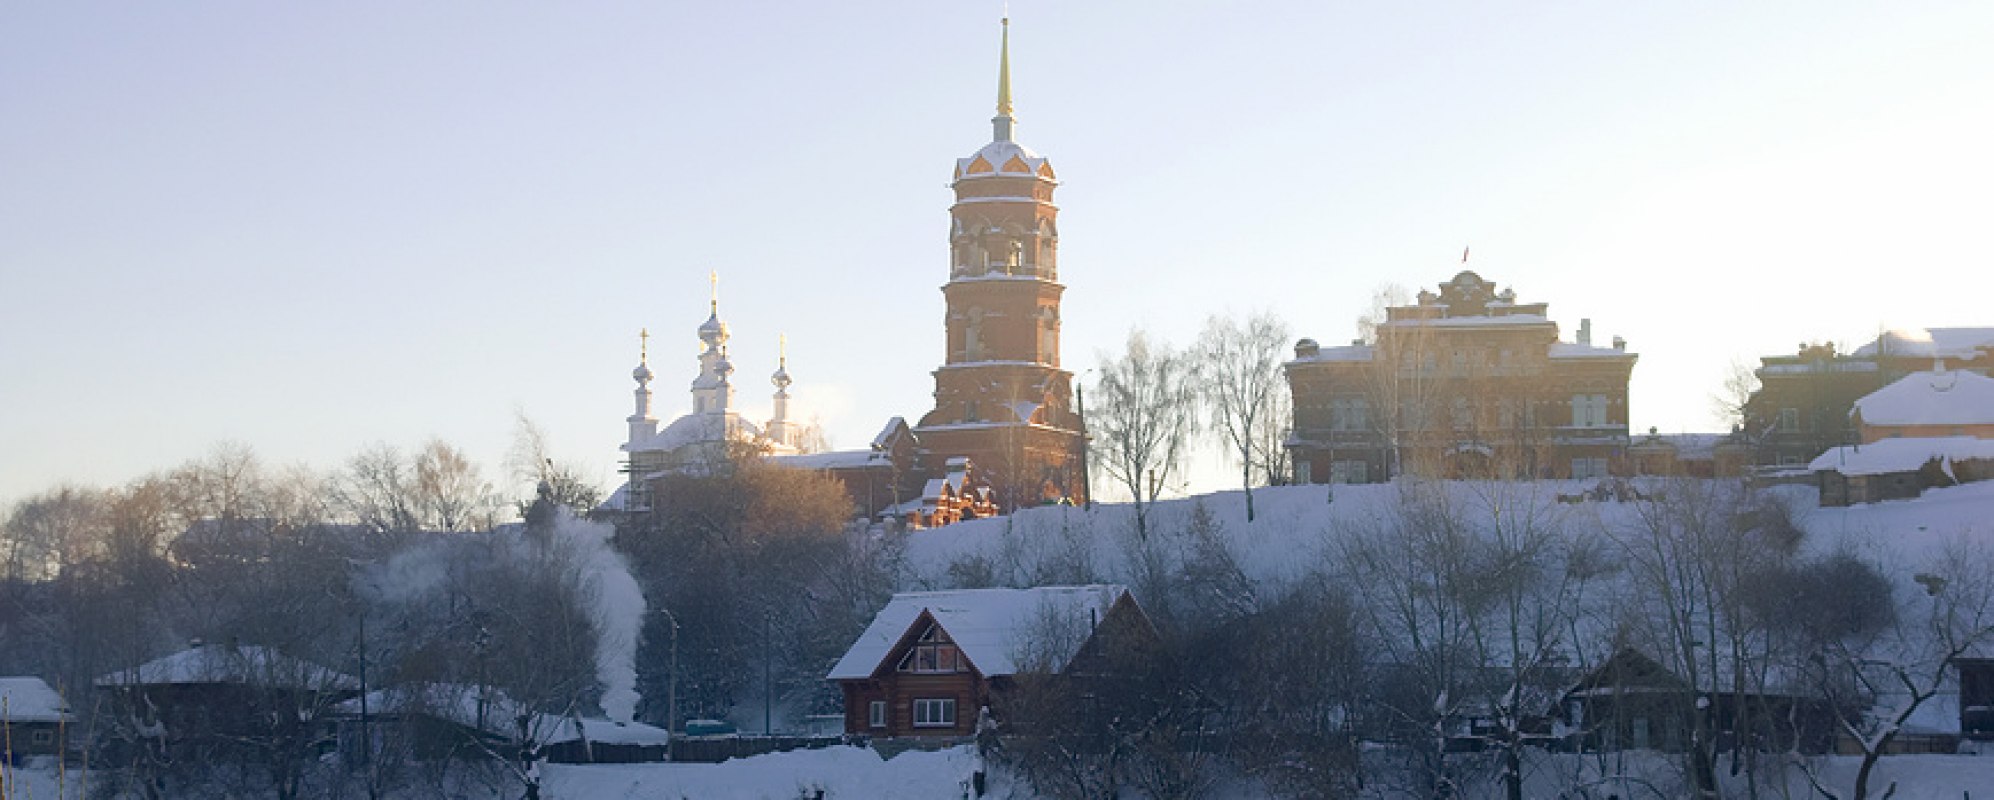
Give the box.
[639,327,650,362]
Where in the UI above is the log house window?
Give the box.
[897,624,968,674]
[868,700,886,728]
[913,698,957,727]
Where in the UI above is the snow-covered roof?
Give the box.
[1288,344,1374,364]
[1853,369,1994,427]
[1659,434,1727,459]
[542,716,671,746]
[1759,361,1879,375]
[1809,436,1994,477]
[772,449,882,471]
[870,417,909,450]
[1548,342,1635,360]
[827,585,1130,681]
[0,677,69,722]
[334,683,667,745]
[96,644,358,690]
[1381,314,1553,329]
[954,140,1051,182]
[1853,327,1994,360]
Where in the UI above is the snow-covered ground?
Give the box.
[11,742,1994,798]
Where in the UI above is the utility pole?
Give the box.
[658,609,680,740]
[1075,380,1092,510]
[763,611,773,736]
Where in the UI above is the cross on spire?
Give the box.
[639,327,650,363]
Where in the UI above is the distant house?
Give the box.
[1742,328,1994,468]
[0,676,71,761]
[1559,648,1840,755]
[827,585,1157,738]
[1808,368,1994,506]
[94,641,358,762]
[1624,429,1750,478]
[1811,437,1994,506]
[1850,368,1994,444]
[334,683,670,764]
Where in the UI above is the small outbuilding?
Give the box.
[827,584,1156,738]
[1,676,72,761]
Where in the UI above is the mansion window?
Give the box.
[913,698,957,728]
[1571,394,1608,428]
[1777,407,1800,432]
[897,624,968,674]
[1331,397,1367,431]
[1572,457,1609,480]
[1330,460,1368,484]
[868,700,886,728]
[1452,397,1473,430]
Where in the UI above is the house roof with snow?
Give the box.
[334,683,668,745]
[96,643,358,691]
[1809,436,1994,477]
[827,585,1134,681]
[1852,369,1994,427]
[0,676,70,723]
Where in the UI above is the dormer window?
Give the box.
[897,623,968,674]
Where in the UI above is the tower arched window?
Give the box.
[964,308,985,361]
[1037,307,1059,365]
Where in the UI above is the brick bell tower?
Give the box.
[913,17,1087,511]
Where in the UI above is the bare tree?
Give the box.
[1195,312,1290,522]
[1789,539,1994,800]
[1341,477,1596,800]
[1356,283,1411,346]
[413,440,499,532]
[334,444,421,534]
[1709,358,1760,431]
[506,413,604,516]
[1087,329,1199,540]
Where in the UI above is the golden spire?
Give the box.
[639,327,650,363]
[709,270,719,314]
[778,333,788,368]
[997,16,1013,117]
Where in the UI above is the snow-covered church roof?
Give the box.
[1853,369,1994,427]
[955,139,1053,182]
[827,585,1132,681]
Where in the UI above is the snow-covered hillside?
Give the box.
[897,479,1994,593]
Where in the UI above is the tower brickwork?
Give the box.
[914,18,1087,511]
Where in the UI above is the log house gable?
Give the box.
[874,609,985,680]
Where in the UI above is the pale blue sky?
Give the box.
[3,1,1990,505]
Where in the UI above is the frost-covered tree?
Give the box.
[1088,329,1198,540]
[1194,312,1290,522]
